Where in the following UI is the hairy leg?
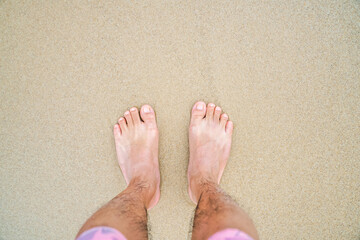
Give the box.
[76,178,148,239]
[192,180,258,240]
[76,105,160,240]
[188,101,258,240]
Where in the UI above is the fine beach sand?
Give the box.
[1,1,359,239]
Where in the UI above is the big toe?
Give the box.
[191,101,206,124]
[140,105,157,128]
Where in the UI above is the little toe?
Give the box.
[220,113,228,129]
[113,124,121,138]
[124,111,133,128]
[130,107,141,125]
[118,117,127,132]
[191,101,206,124]
[206,103,216,120]
[225,120,234,135]
[140,105,157,129]
[214,106,221,123]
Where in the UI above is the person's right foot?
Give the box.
[187,101,234,204]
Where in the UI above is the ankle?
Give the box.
[127,177,157,208]
[190,175,218,202]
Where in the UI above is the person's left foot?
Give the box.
[113,105,160,210]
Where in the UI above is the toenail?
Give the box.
[124,111,130,115]
[119,117,124,121]
[215,107,221,111]
[196,104,204,110]
[209,103,215,107]
[130,107,136,112]
[144,106,151,113]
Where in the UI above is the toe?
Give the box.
[206,103,215,120]
[113,124,121,138]
[140,104,157,129]
[130,107,141,125]
[225,120,234,135]
[118,117,127,132]
[124,111,133,127]
[214,106,221,123]
[191,101,206,124]
[220,113,228,129]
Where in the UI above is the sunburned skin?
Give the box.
[113,105,160,210]
[187,101,233,204]
[78,102,258,240]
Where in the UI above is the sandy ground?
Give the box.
[1,1,359,239]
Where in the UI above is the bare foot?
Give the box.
[113,105,160,210]
[188,101,234,204]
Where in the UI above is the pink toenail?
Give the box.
[196,104,204,110]
[144,106,151,113]
[130,108,136,112]
[215,107,221,111]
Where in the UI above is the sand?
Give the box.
[1,1,359,239]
